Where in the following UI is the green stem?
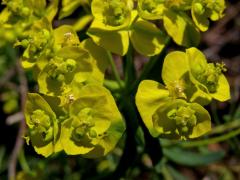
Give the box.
[211,100,240,151]
[104,79,123,92]
[106,51,124,90]
[209,120,240,135]
[18,149,30,173]
[211,100,221,125]
[181,128,240,148]
[124,44,136,90]
[162,127,240,148]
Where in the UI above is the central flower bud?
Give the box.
[102,0,128,26]
[167,80,187,99]
[167,106,197,135]
[193,2,205,15]
[31,29,50,49]
[30,109,53,142]
[194,0,224,20]
[26,29,51,59]
[71,108,97,142]
[195,63,226,93]
[63,32,78,46]
[142,0,158,13]
[48,57,77,82]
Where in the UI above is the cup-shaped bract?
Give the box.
[81,38,109,83]
[91,0,133,30]
[24,93,62,157]
[186,47,230,102]
[163,10,200,47]
[161,50,198,101]
[162,51,188,89]
[87,22,129,55]
[191,0,226,31]
[152,99,211,139]
[130,18,167,56]
[38,46,93,96]
[60,84,125,158]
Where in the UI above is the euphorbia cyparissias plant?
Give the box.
[0,0,229,158]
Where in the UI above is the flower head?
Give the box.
[24,93,62,157]
[191,0,226,31]
[91,0,133,30]
[152,99,211,139]
[60,84,125,158]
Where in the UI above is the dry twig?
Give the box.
[8,60,28,180]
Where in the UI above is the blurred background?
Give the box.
[0,0,240,179]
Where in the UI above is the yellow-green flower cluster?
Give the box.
[25,85,125,158]
[0,0,230,157]
[88,0,167,56]
[136,48,230,140]
[21,19,125,158]
[0,0,58,47]
[191,0,225,31]
[87,0,226,56]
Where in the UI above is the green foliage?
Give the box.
[0,44,16,76]
[2,90,19,114]
[163,147,225,166]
